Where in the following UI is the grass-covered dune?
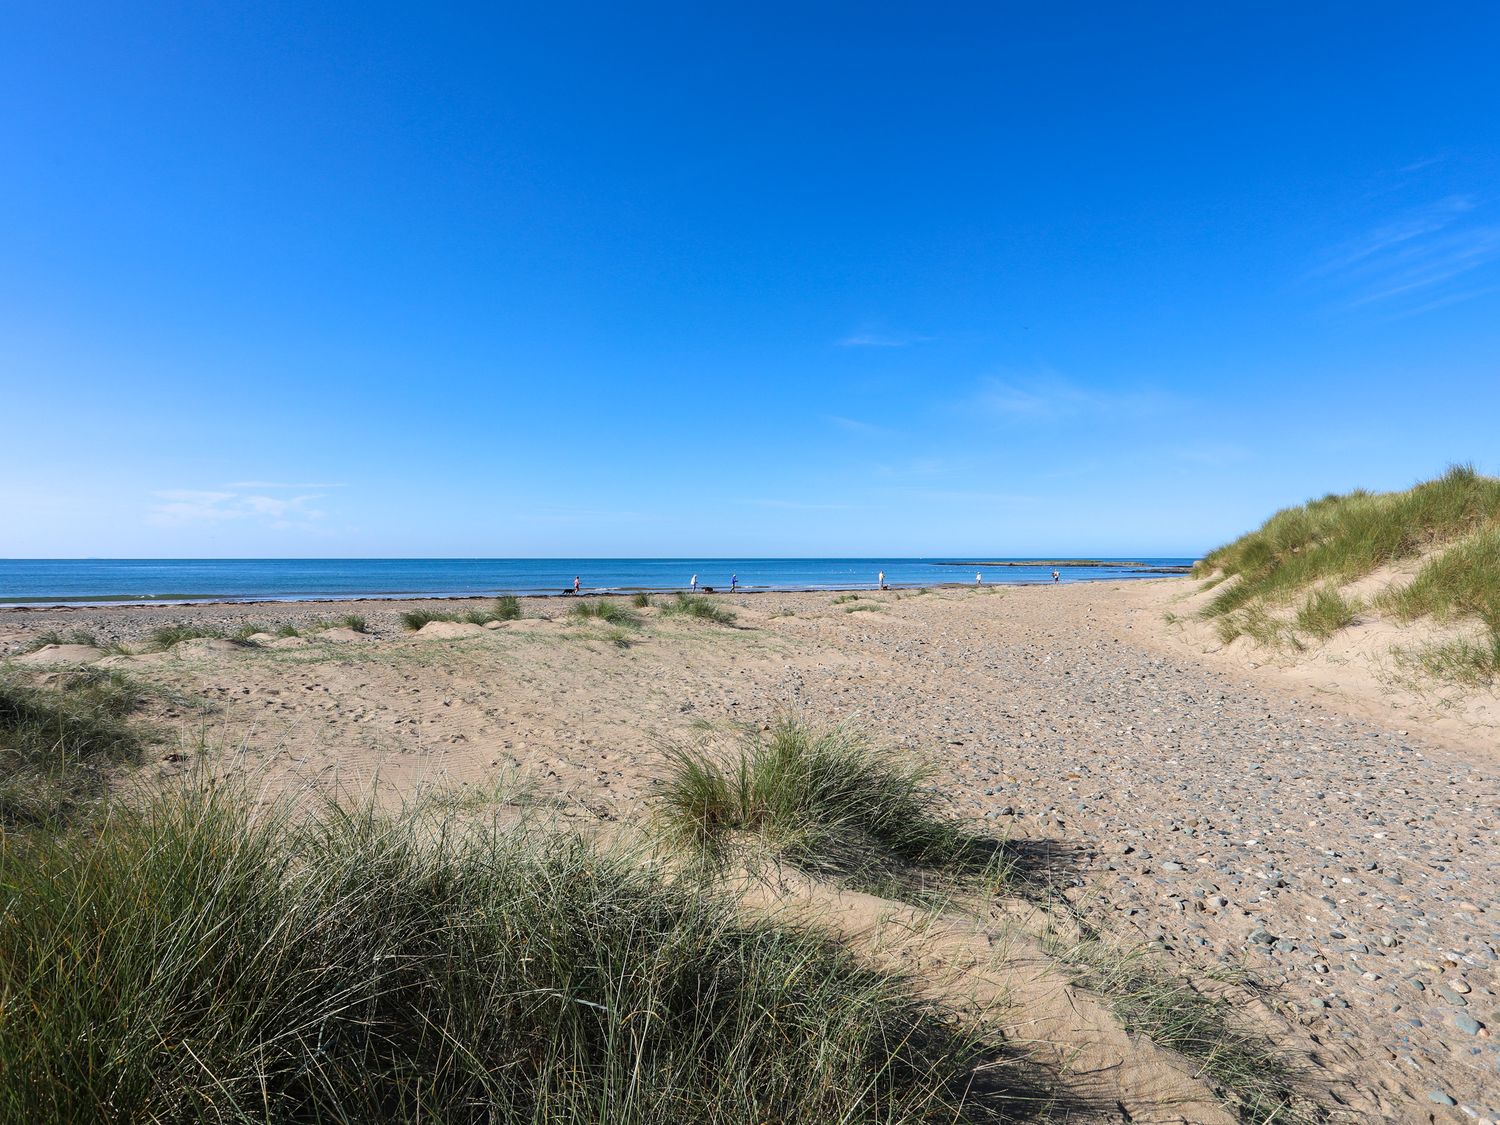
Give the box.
[0,783,1032,1125]
[1193,465,1500,682]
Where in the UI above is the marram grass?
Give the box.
[0,783,1034,1124]
[1198,465,1500,666]
[660,592,737,625]
[401,597,521,631]
[0,667,150,828]
[658,719,1007,896]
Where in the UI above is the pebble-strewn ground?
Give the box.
[4,580,1497,1121]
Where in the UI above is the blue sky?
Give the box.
[3,2,1497,558]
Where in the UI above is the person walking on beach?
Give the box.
[877,569,886,590]
[730,573,738,593]
[690,573,698,593]
[975,571,983,586]
[1052,569,1060,584]
[573,576,580,595]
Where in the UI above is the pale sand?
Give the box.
[3,581,1497,1121]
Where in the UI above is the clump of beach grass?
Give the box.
[1051,935,1307,1123]
[0,667,151,828]
[660,593,736,625]
[1380,526,1500,628]
[400,608,454,630]
[658,719,1004,896]
[1213,603,1299,649]
[147,624,229,650]
[0,783,1027,1124]
[832,593,861,605]
[25,629,112,652]
[1292,588,1362,640]
[568,599,641,628]
[1396,633,1500,687]
[631,592,652,608]
[401,598,519,631]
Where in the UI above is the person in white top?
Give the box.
[690,574,698,593]
[877,570,885,589]
[975,571,982,585]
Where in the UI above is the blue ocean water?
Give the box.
[0,558,1195,606]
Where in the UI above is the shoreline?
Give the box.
[0,573,1172,611]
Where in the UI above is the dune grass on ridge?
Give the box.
[0,783,1031,1124]
[1197,465,1500,668]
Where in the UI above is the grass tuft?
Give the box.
[1396,633,1500,686]
[400,608,452,630]
[0,668,151,828]
[568,600,641,628]
[402,598,519,631]
[147,624,227,650]
[26,629,102,652]
[1292,588,1361,640]
[1381,526,1500,628]
[658,719,1004,896]
[0,784,1031,1123]
[630,592,652,608]
[660,593,737,625]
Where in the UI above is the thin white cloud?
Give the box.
[1311,195,1500,313]
[827,415,892,436]
[748,498,857,512]
[1170,443,1251,467]
[224,480,346,489]
[148,489,327,528]
[835,328,932,348]
[971,376,1176,422]
[897,488,1040,507]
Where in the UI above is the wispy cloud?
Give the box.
[896,487,1040,507]
[835,328,932,348]
[1169,443,1251,467]
[970,375,1177,423]
[748,498,857,511]
[826,415,893,436]
[516,506,658,525]
[148,489,328,529]
[1311,194,1500,313]
[224,480,346,489]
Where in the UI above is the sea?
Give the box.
[0,558,1196,606]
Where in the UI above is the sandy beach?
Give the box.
[4,578,1497,1121]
